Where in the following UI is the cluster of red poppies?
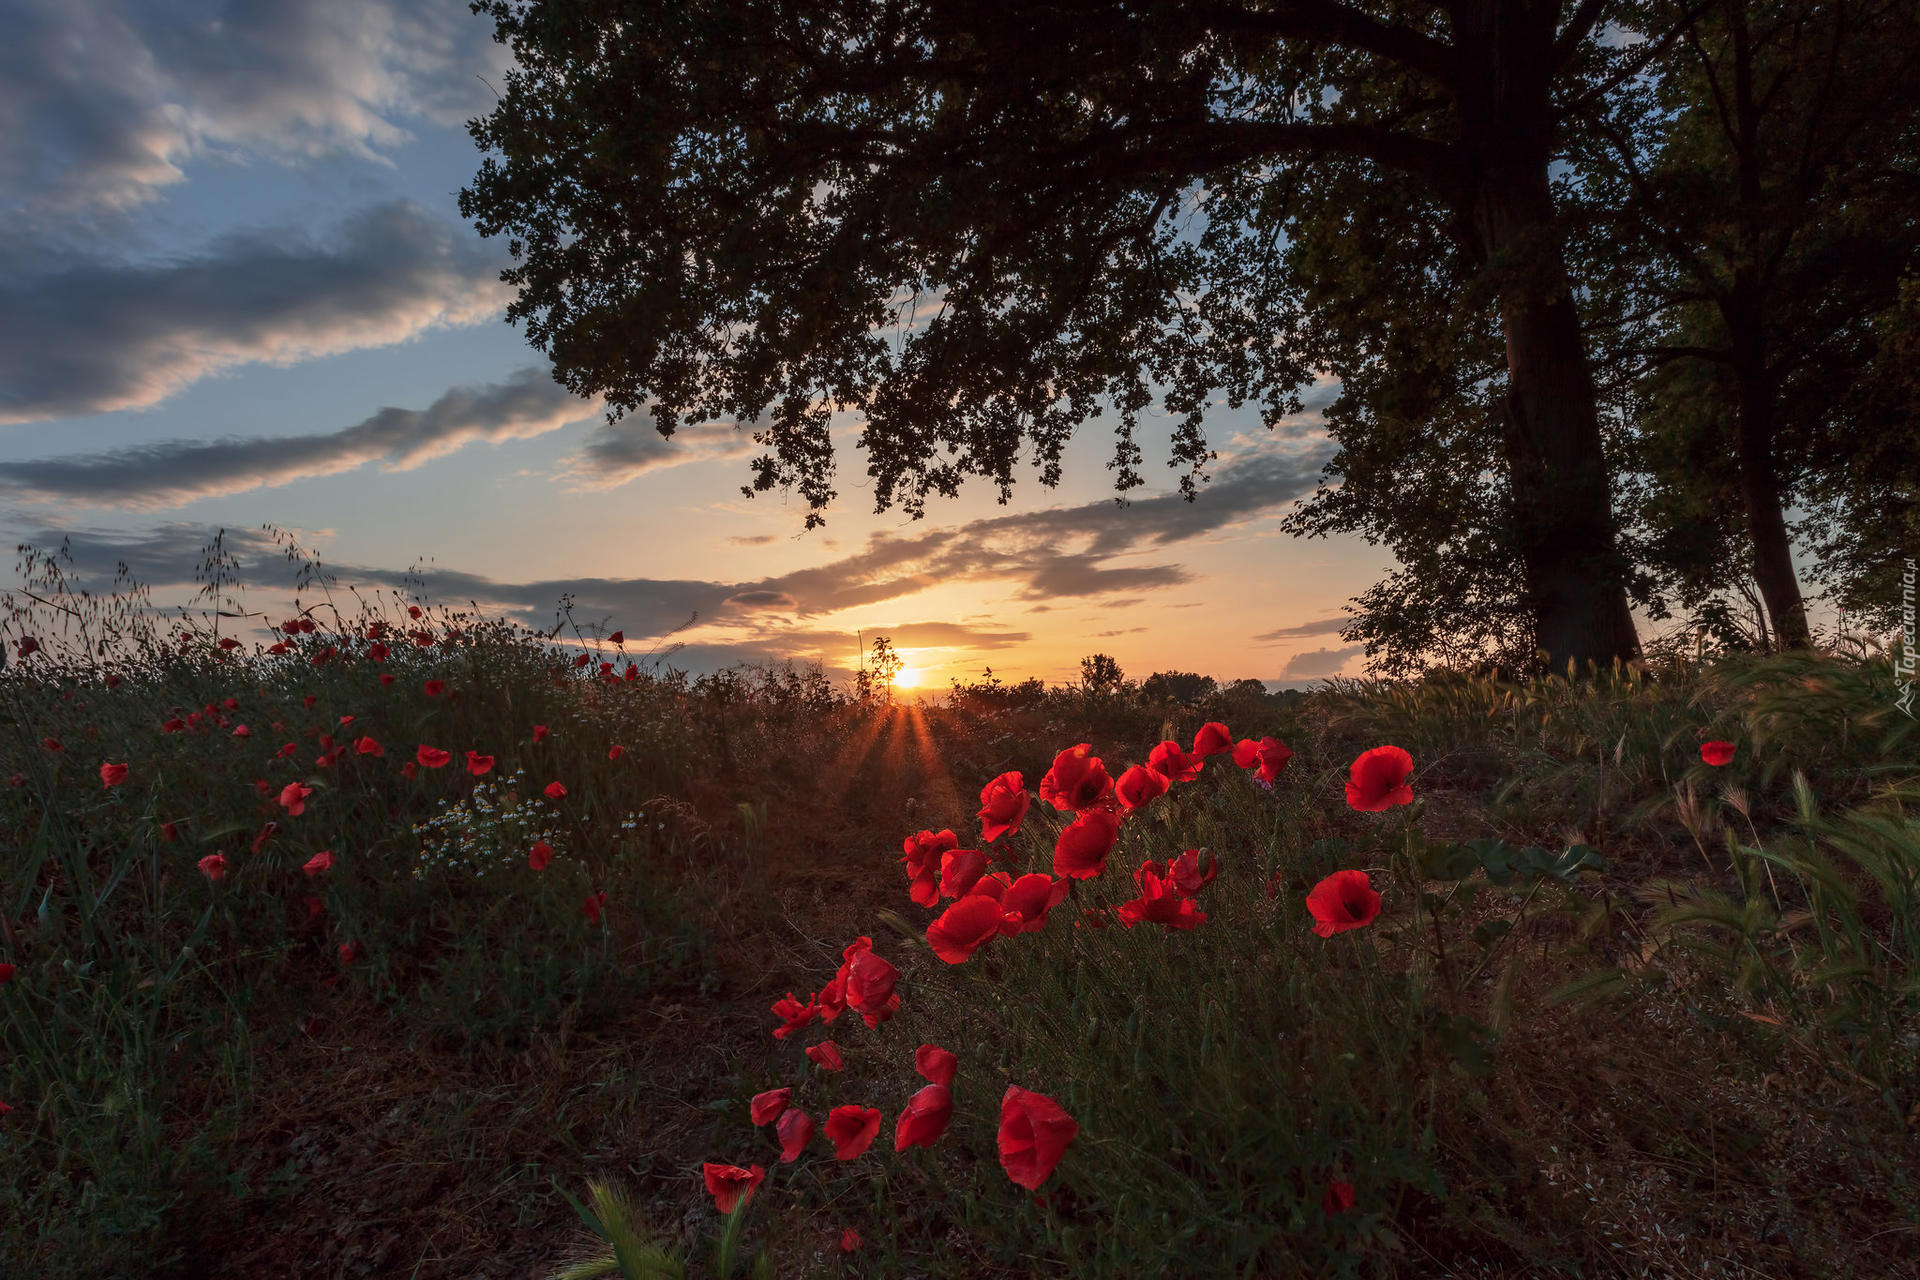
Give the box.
[717,723,1424,1229]
[85,654,635,963]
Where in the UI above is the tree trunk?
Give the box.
[1469,159,1644,677]
[1727,313,1812,647]
[1453,0,1642,678]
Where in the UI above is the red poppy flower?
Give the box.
[1116,860,1208,930]
[303,895,326,922]
[1345,746,1414,812]
[162,718,185,733]
[100,761,129,787]
[1167,849,1218,895]
[997,872,1071,934]
[1700,740,1735,766]
[1053,807,1121,881]
[702,1162,765,1214]
[750,1088,792,1125]
[366,621,387,640]
[895,1083,953,1151]
[379,673,396,687]
[464,751,494,776]
[1323,1179,1357,1215]
[926,893,1006,963]
[408,606,423,619]
[0,963,13,984]
[410,629,434,647]
[544,781,567,799]
[607,745,625,761]
[581,891,608,924]
[161,821,180,843]
[355,736,384,757]
[310,646,337,666]
[16,637,39,659]
[977,771,1031,843]
[416,745,452,769]
[1113,763,1169,811]
[1192,721,1233,756]
[573,653,591,669]
[275,742,298,758]
[233,724,253,738]
[598,661,614,679]
[776,1108,814,1161]
[770,993,816,1039]
[218,637,240,651]
[269,642,290,655]
[916,1043,958,1087]
[302,695,318,709]
[533,724,550,743]
[423,679,445,697]
[1306,869,1382,937]
[1146,740,1204,784]
[42,737,62,752]
[997,1086,1078,1190]
[528,840,554,870]
[198,853,228,882]
[367,641,390,662]
[279,783,313,815]
[1232,736,1294,782]
[823,1105,882,1160]
[338,940,365,965]
[400,760,416,779]
[839,1228,860,1253]
[901,828,959,907]
[303,850,333,877]
[1039,744,1113,812]
[608,630,624,645]
[624,664,639,681]
[806,1040,845,1071]
[842,947,900,1019]
[814,971,847,1023]
[939,847,989,900]
[251,821,278,853]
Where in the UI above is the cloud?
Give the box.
[0,201,512,423]
[0,368,598,508]
[1279,645,1364,679]
[562,417,760,488]
[9,434,1332,658]
[728,534,778,547]
[0,0,513,217]
[1253,616,1350,643]
[726,590,797,609]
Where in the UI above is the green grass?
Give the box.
[3,540,1917,1278]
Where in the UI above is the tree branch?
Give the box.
[1196,0,1456,86]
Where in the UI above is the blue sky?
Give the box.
[0,0,1481,690]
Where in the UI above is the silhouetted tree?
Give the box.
[458,0,1702,675]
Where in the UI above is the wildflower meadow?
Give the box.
[1,539,1917,1278]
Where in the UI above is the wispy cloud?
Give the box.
[562,417,760,488]
[0,367,600,508]
[10,432,1334,661]
[1252,616,1350,643]
[0,201,511,423]
[0,0,511,216]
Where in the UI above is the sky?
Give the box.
[0,0,1465,692]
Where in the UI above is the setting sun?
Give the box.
[892,666,922,688]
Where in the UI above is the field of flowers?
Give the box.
[2,543,1917,1279]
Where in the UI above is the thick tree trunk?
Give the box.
[1452,0,1642,678]
[1470,160,1644,677]
[1727,314,1812,647]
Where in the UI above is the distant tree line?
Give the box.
[459,0,1919,676]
